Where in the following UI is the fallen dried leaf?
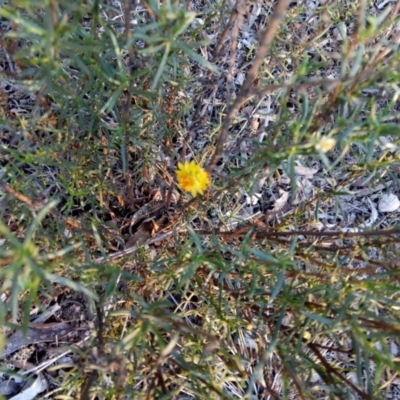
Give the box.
[9,373,48,400]
[1,323,75,360]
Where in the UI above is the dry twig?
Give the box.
[208,0,290,170]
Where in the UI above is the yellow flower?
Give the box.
[315,137,336,153]
[176,160,210,197]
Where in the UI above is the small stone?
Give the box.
[378,193,400,212]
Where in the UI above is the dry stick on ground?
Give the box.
[308,343,371,400]
[196,224,400,239]
[213,0,241,57]
[225,0,246,107]
[207,0,290,171]
[0,178,83,230]
[0,178,45,210]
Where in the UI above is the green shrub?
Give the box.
[1,0,400,398]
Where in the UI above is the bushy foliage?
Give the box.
[1,0,400,398]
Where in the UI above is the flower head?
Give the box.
[315,137,336,153]
[176,160,210,197]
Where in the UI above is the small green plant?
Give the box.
[1,0,400,398]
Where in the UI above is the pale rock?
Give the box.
[378,193,400,212]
